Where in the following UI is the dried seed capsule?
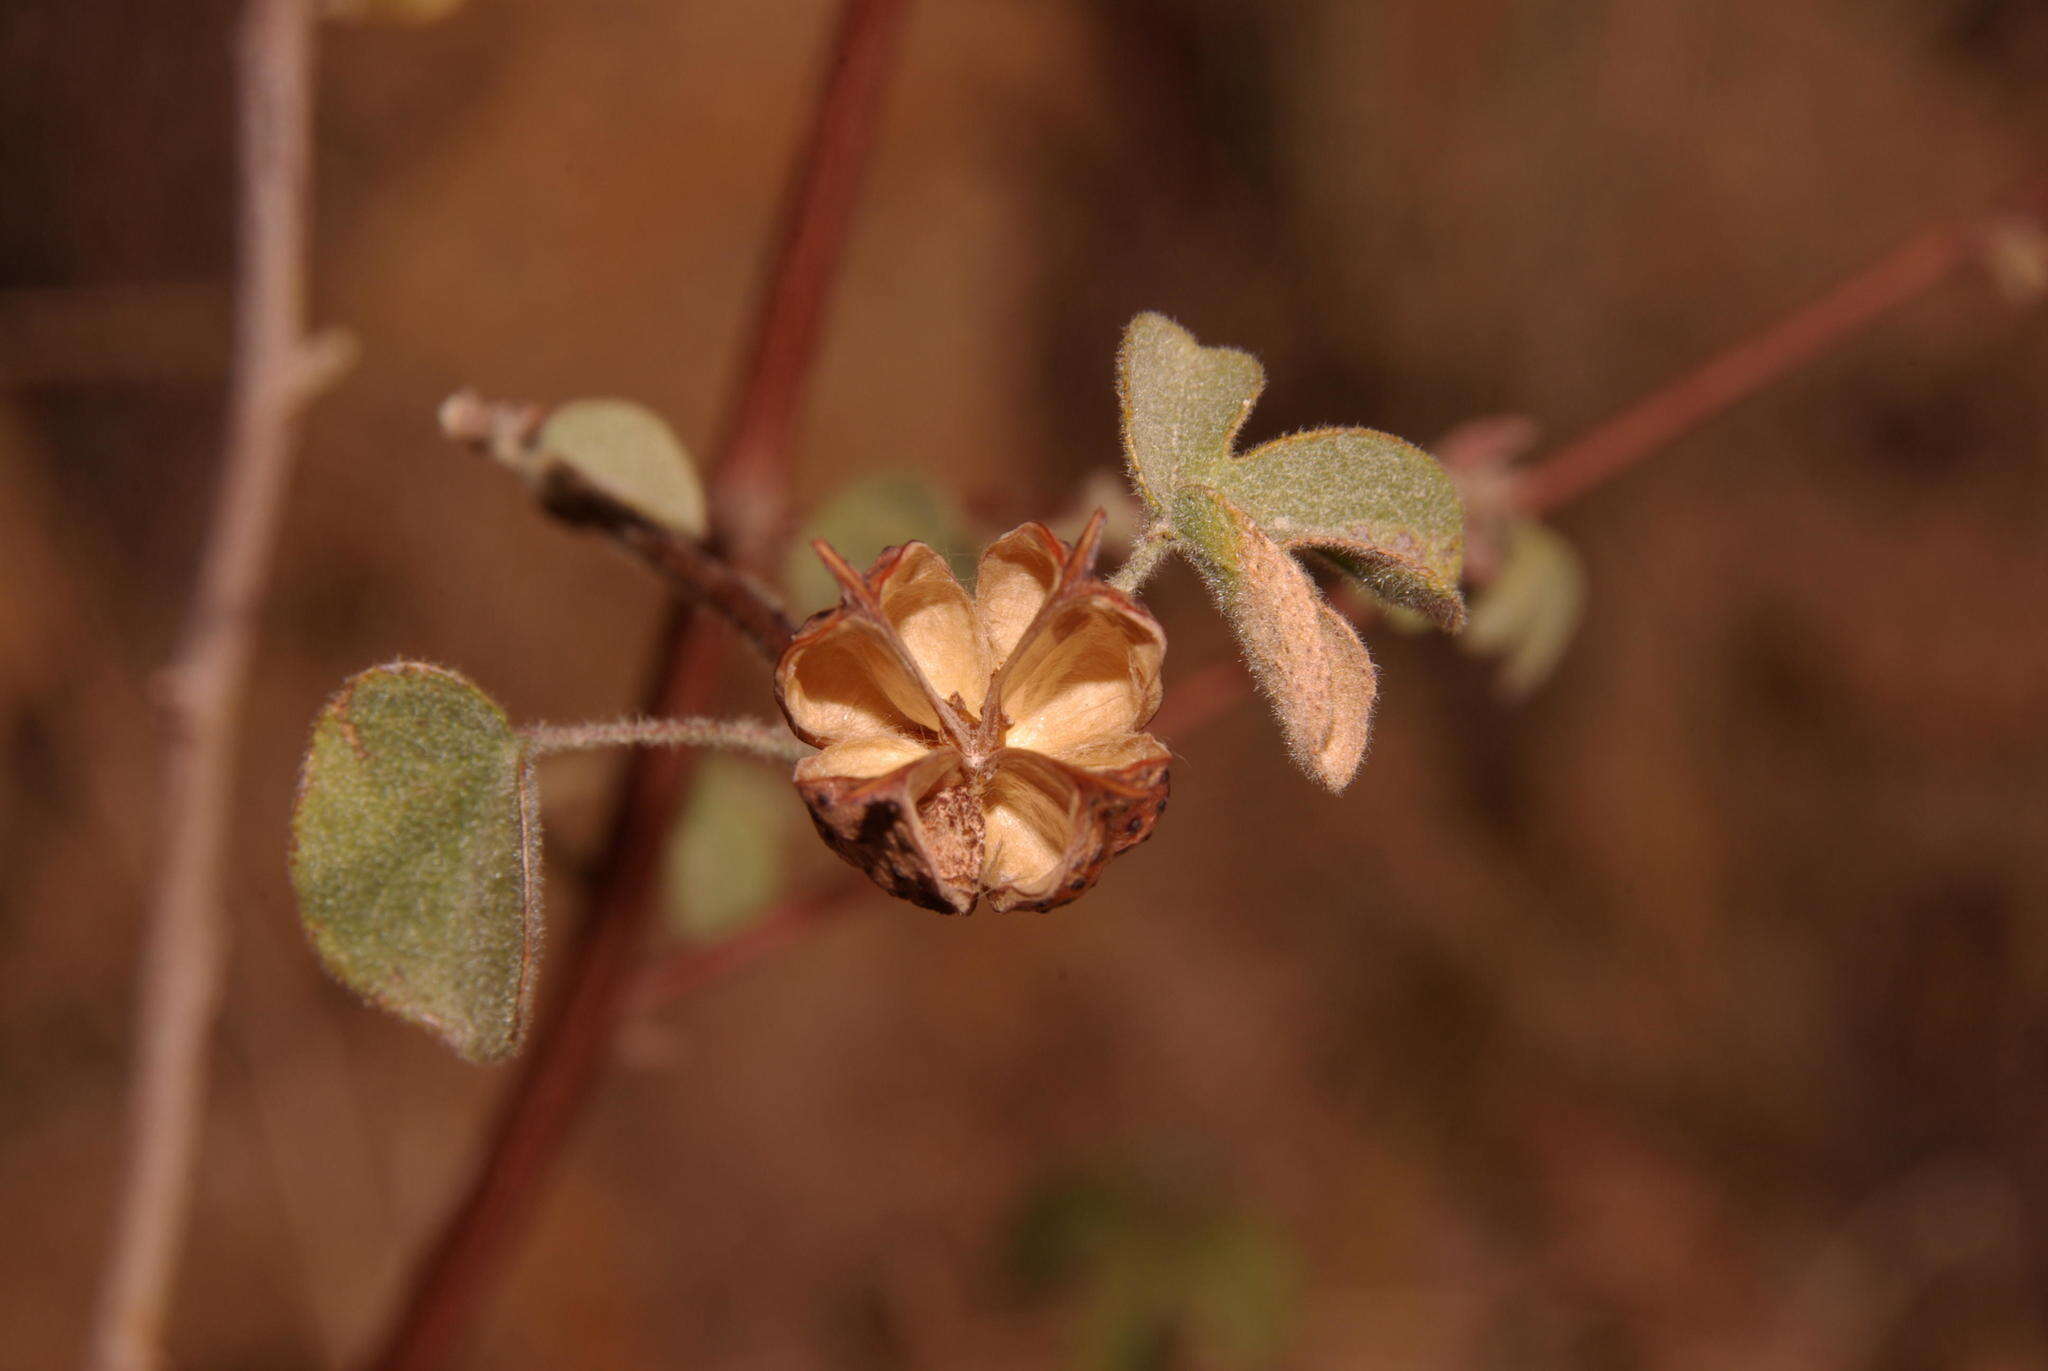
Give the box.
[775,512,1169,912]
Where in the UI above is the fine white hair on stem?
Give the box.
[1107,523,1174,595]
[521,715,813,764]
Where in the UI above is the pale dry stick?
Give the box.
[366,3,912,1367]
[87,1,351,1369]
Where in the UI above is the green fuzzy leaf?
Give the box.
[1112,311,1469,789]
[1213,427,1465,630]
[784,474,971,613]
[1178,488,1377,793]
[1117,312,1265,516]
[537,398,707,539]
[290,662,538,1063]
[1464,520,1585,698]
[665,754,792,941]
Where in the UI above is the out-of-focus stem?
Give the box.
[86,2,342,1369]
[364,4,911,1369]
[628,879,867,1013]
[1515,224,1973,515]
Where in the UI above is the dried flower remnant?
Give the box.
[776,512,1169,913]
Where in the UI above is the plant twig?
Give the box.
[628,878,868,1014]
[1146,209,2025,745]
[366,3,910,1368]
[1515,223,1974,515]
[705,1,911,572]
[1108,523,1173,595]
[438,391,801,663]
[522,715,810,764]
[88,2,342,1368]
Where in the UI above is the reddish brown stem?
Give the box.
[1515,224,1972,514]
[1149,216,2003,757]
[534,465,799,660]
[437,393,800,661]
[710,0,911,571]
[366,3,910,1368]
[629,879,867,1014]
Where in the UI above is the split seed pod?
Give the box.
[775,511,1169,913]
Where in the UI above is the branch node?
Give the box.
[289,326,359,401]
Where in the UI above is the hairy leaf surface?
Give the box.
[1117,312,1265,514]
[290,662,537,1062]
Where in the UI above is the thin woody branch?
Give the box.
[534,469,799,661]
[1513,219,1989,515]
[88,2,341,1369]
[366,3,912,1367]
[627,878,867,1014]
[440,390,799,663]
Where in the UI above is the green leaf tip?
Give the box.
[1117,311,1265,516]
[1113,312,1468,789]
[289,661,540,1063]
[536,397,707,540]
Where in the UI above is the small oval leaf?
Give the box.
[290,662,539,1063]
[1117,312,1265,516]
[1214,427,1466,630]
[538,398,707,540]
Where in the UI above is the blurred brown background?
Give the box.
[7,1,2048,1367]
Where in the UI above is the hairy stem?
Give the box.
[366,4,910,1368]
[522,715,810,764]
[88,2,336,1368]
[1108,524,1174,595]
